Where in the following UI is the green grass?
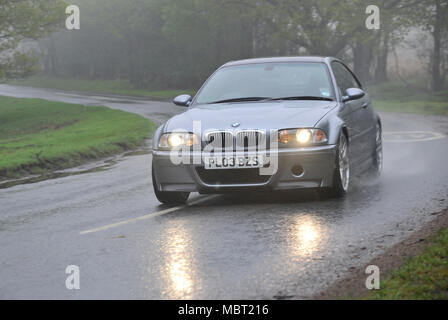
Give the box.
[367,80,448,115]
[7,76,195,99]
[372,100,448,115]
[0,96,156,179]
[368,227,448,300]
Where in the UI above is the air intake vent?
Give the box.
[196,168,270,185]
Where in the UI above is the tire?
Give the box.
[370,121,383,176]
[152,165,190,205]
[330,133,350,197]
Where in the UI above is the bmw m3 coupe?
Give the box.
[152,57,382,204]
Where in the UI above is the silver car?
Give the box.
[152,57,382,204]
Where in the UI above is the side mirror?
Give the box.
[342,88,365,102]
[173,94,192,107]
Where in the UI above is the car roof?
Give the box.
[222,56,337,67]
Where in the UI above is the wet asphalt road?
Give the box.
[0,84,448,299]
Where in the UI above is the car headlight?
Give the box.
[158,132,200,149]
[278,128,328,145]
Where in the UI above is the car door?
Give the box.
[331,61,372,164]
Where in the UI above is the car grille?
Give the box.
[236,130,265,150]
[205,131,234,150]
[196,167,270,185]
[204,130,267,151]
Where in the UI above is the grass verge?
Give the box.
[7,76,195,99]
[368,226,448,300]
[367,80,448,115]
[0,96,156,179]
[314,209,448,300]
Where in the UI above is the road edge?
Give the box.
[1,83,173,102]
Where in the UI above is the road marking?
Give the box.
[79,196,216,235]
[383,131,446,143]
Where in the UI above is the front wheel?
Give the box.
[370,121,383,176]
[152,165,190,205]
[330,133,350,197]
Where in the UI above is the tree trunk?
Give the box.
[46,35,59,76]
[128,37,143,88]
[374,30,390,83]
[353,40,374,84]
[431,0,443,92]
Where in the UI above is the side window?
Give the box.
[331,62,361,96]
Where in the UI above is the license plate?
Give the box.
[204,155,263,170]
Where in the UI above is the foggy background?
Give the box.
[2,0,448,92]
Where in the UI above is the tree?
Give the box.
[32,0,444,90]
[248,0,364,57]
[0,0,66,79]
[409,0,448,91]
[428,0,448,91]
[159,0,256,87]
[348,0,417,84]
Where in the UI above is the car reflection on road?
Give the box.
[288,214,328,258]
[162,221,196,299]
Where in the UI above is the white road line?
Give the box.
[383,131,446,143]
[79,196,216,235]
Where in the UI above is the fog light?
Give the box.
[291,164,304,177]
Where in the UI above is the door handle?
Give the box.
[362,102,369,109]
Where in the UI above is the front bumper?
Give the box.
[152,145,337,193]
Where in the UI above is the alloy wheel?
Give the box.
[339,135,350,192]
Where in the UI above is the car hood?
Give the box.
[164,100,338,133]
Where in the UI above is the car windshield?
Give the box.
[194,62,335,105]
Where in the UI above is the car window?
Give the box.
[194,62,335,105]
[331,62,361,96]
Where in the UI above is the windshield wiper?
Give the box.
[206,97,272,104]
[206,96,333,104]
[271,96,334,101]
